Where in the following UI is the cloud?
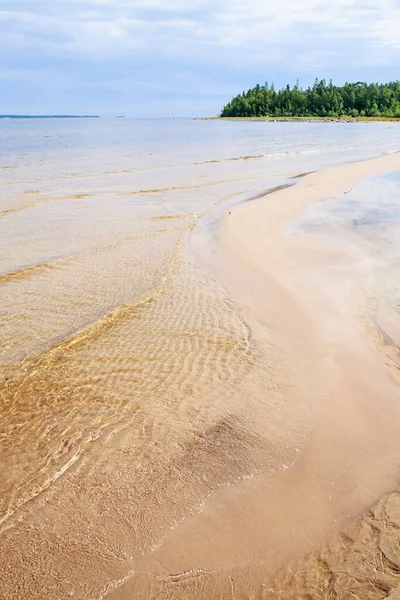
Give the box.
[3,0,400,58]
[1,0,399,115]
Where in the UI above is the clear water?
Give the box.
[297,170,400,351]
[1,118,400,600]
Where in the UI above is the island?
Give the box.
[220,79,400,119]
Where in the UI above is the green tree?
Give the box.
[220,79,400,119]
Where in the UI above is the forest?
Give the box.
[220,79,400,118]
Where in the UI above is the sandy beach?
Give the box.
[106,153,400,599]
[2,120,400,599]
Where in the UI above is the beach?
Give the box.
[1,120,400,599]
[101,152,400,599]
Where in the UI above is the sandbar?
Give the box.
[109,152,400,599]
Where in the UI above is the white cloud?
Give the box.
[2,0,400,59]
[0,0,399,115]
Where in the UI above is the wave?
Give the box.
[192,149,321,167]
[0,223,190,284]
[0,192,89,218]
[0,262,53,283]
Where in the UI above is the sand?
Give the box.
[107,153,400,599]
[2,153,400,599]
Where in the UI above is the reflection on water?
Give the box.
[299,170,400,231]
[1,119,400,599]
[297,169,400,354]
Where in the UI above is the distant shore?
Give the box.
[197,116,400,123]
[0,115,100,119]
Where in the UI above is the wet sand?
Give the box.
[1,140,400,599]
[107,153,400,599]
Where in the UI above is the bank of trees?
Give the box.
[220,80,400,118]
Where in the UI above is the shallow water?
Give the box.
[1,119,400,599]
[297,170,400,353]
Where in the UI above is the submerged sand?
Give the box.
[106,153,400,599]
[2,153,400,599]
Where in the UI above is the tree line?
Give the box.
[220,79,400,118]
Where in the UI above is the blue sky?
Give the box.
[1,0,400,117]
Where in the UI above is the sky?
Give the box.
[1,0,399,117]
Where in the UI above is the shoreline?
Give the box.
[196,116,400,123]
[110,152,400,599]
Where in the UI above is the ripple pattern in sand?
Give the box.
[0,247,258,599]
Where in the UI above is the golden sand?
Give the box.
[106,153,400,599]
[2,153,400,599]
